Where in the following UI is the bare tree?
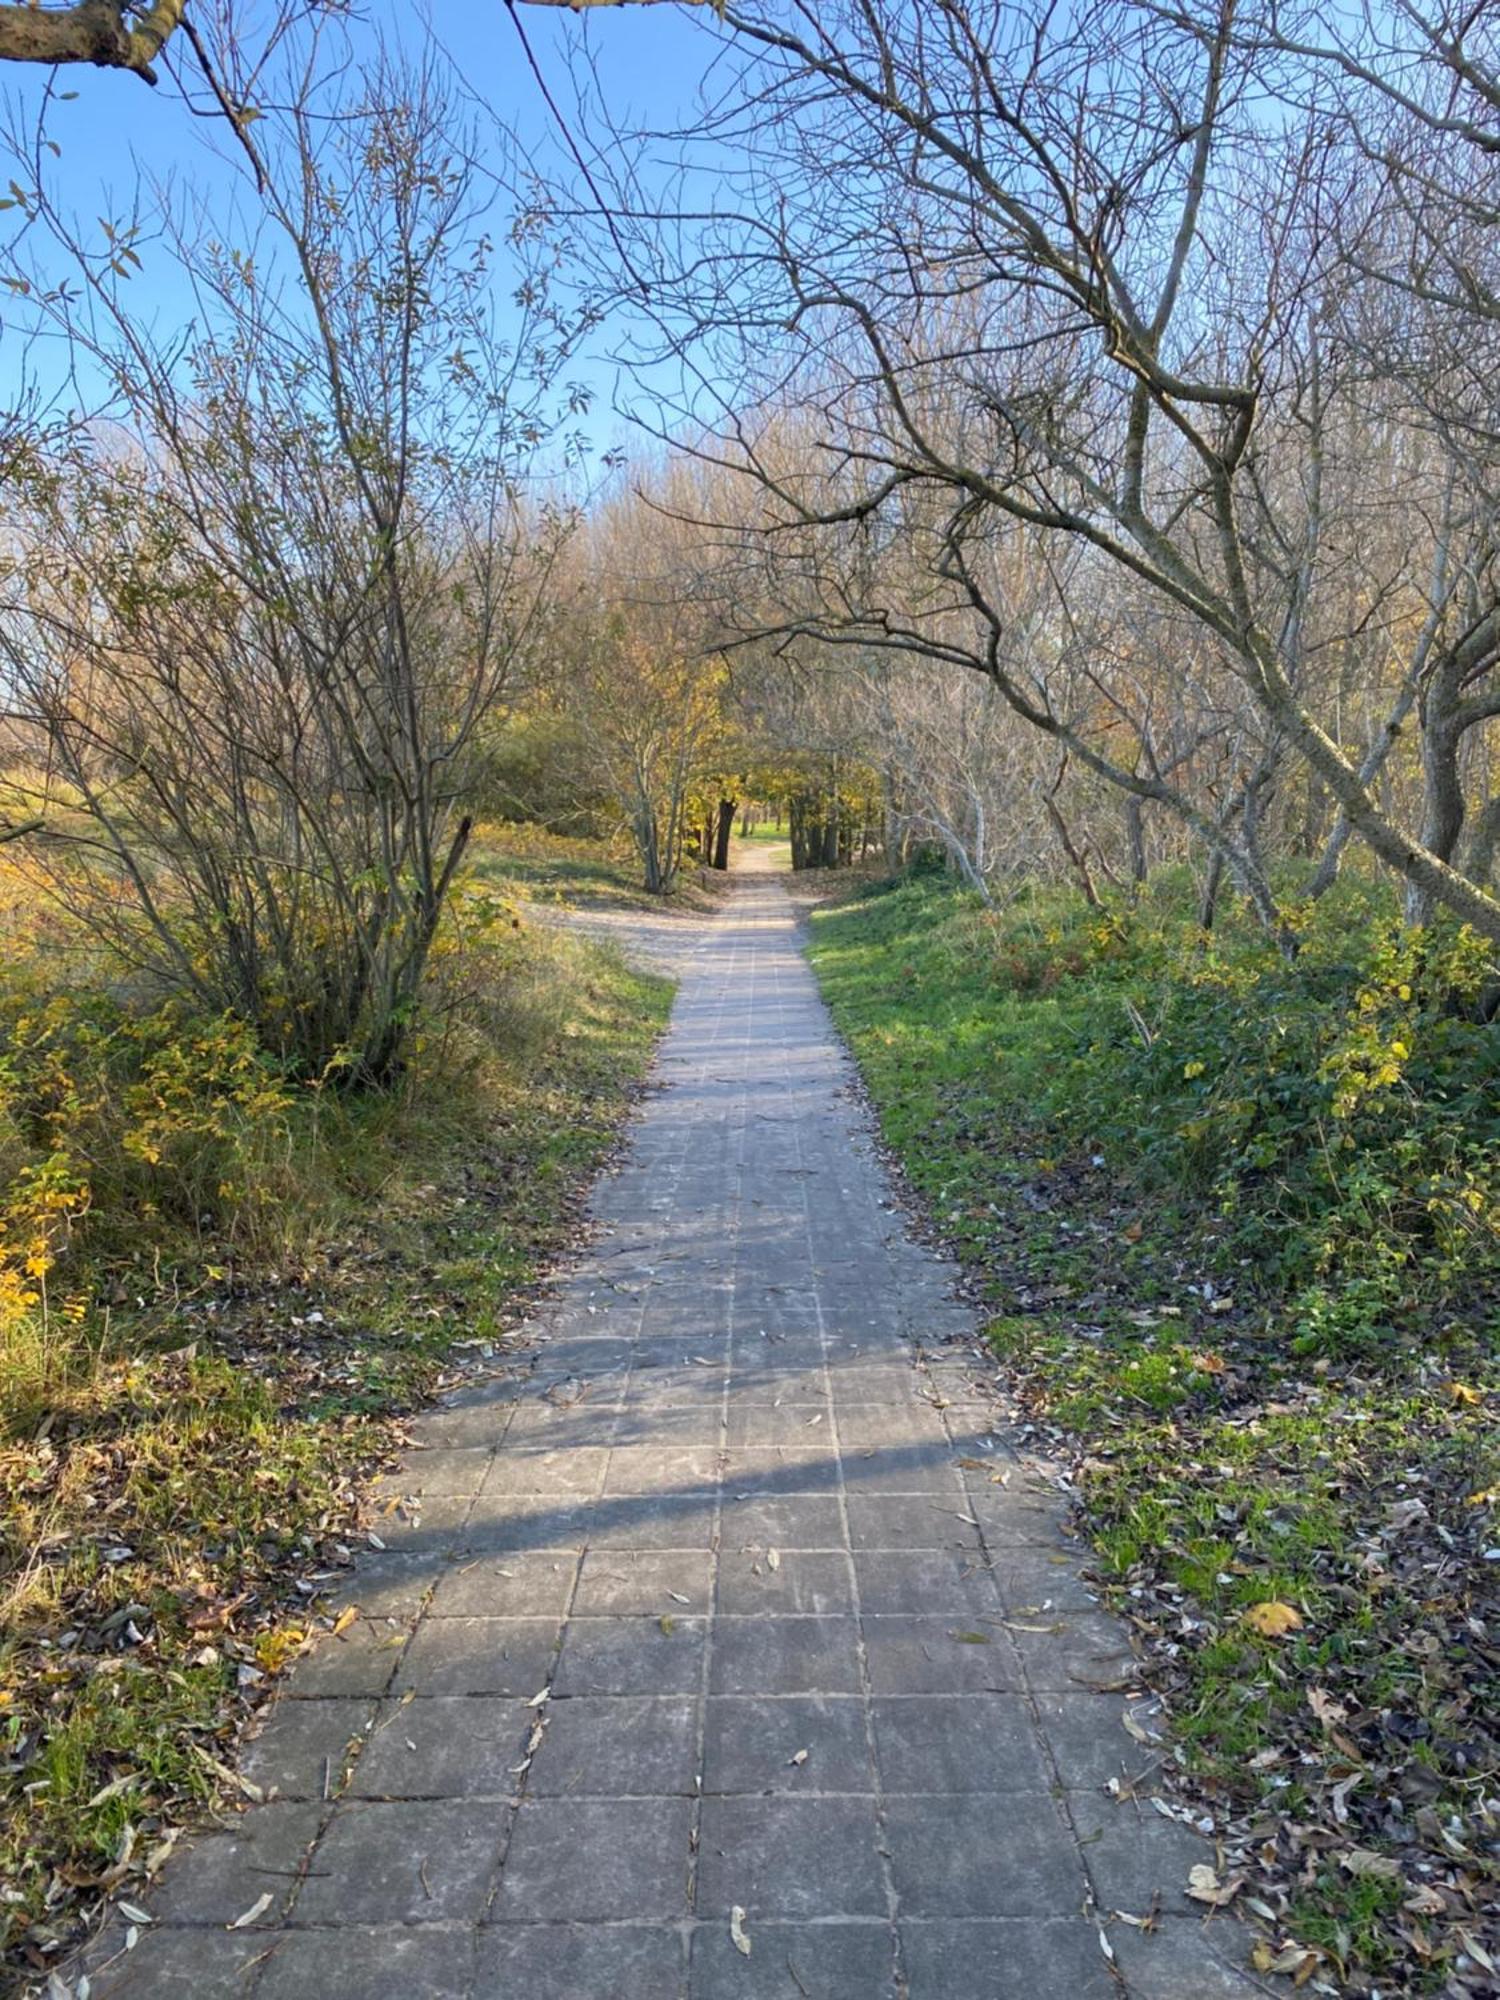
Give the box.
[570,0,1500,946]
[0,47,576,1082]
[545,477,731,894]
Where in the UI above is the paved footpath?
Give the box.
[75,870,1268,2000]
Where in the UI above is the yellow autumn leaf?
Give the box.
[1242,1600,1303,1638]
[1445,1382,1482,1406]
[1467,1487,1498,1507]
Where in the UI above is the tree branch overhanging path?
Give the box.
[533,0,1500,956]
[0,0,696,84]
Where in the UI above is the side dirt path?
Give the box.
[67,869,1269,1999]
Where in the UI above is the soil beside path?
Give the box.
[68,867,1270,2000]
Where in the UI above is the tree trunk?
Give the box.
[1125,797,1147,893]
[637,807,664,894]
[712,798,737,870]
[1463,793,1500,890]
[1405,714,1466,927]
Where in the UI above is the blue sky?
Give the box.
[0,1,725,457]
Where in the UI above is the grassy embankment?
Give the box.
[807,867,1498,1997]
[0,823,673,1983]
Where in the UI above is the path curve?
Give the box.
[73,869,1267,2000]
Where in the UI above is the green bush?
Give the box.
[812,871,1500,1362]
[1050,912,1499,1352]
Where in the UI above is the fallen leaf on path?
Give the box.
[1186,1864,1245,1907]
[1121,1708,1161,1746]
[191,1747,264,1802]
[227,1892,273,1930]
[730,1906,752,1957]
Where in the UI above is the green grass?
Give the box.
[469,820,718,909]
[1,835,673,1979]
[807,868,1499,1996]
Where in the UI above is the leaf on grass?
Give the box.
[1241,1600,1302,1638]
[729,1905,752,1957]
[1444,1381,1482,1405]
[1329,1771,1362,1823]
[1251,1941,1322,1984]
[85,1775,136,1810]
[227,1892,272,1930]
[1339,1847,1401,1882]
[1456,1929,1497,1975]
[1306,1687,1347,1729]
